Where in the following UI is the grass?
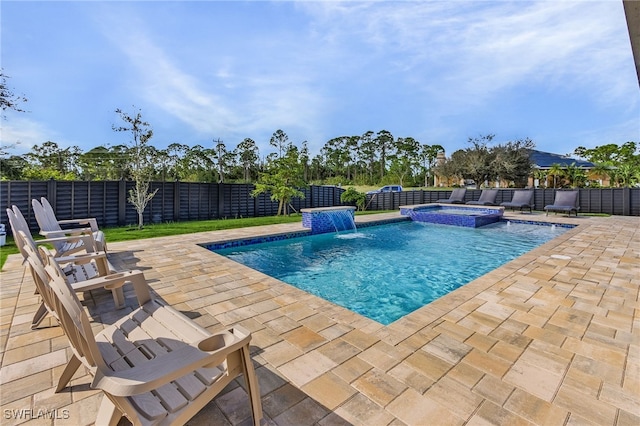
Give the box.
[0,210,393,270]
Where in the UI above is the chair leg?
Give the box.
[111,287,125,309]
[95,395,123,426]
[240,346,263,426]
[55,354,82,393]
[31,302,50,329]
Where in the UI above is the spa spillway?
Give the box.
[400,203,504,228]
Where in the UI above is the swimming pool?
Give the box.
[213,220,570,325]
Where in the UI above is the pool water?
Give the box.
[215,221,568,325]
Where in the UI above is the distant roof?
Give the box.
[530,150,595,168]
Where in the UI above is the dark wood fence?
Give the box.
[0,181,345,235]
[1,181,638,236]
[365,188,640,216]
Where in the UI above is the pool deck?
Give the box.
[0,212,638,425]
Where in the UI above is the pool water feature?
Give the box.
[301,206,357,234]
[214,220,570,325]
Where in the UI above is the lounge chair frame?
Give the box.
[545,190,580,217]
[466,189,498,206]
[500,190,534,213]
[437,188,467,204]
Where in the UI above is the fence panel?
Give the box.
[2,182,638,237]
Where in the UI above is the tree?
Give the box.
[252,144,306,215]
[77,146,113,180]
[375,130,394,179]
[213,138,230,183]
[420,144,444,187]
[575,142,639,188]
[547,163,564,189]
[24,141,80,179]
[434,135,535,188]
[300,141,310,182]
[0,155,28,180]
[491,138,534,187]
[360,131,378,184]
[270,129,290,159]
[340,187,367,211]
[113,107,158,229]
[0,70,28,116]
[390,136,421,186]
[459,134,495,188]
[185,145,216,182]
[235,138,259,182]
[565,163,587,188]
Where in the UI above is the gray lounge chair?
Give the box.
[437,188,466,204]
[500,190,534,213]
[466,189,498,206]
[545,190,579,216]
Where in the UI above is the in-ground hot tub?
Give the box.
[400,203,504,228]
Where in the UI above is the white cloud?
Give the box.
[299,1,634,107]
[0,117,60,155]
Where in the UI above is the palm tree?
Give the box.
[547,163,564,188]
[565,163,587,188]
[533,169,546,188]
[617,163,640,187]
[587,163,612,187]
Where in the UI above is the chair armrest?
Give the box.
[35,235,95,246]
[40,227,94,237]
[54,250,109,274]
[37,233,98,253]
[69,269,147,294]
[91,328,251,397]
[54,251,107,264]
[57,218,99,232]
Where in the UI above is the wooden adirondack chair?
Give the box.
[32,197,107,254]
[28,247,263,426]
[7,205,140,327]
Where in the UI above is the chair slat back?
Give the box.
[41,197,99,232]
[40,247,105,370]
[21,233,57,312]
[32,198,69,254]
[6,206,32,260]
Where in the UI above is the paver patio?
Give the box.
[0,212,638,425]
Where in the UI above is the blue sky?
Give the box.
[1,0,638,161]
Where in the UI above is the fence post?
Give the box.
[623,187,631,216]
[172,181,180,222]
[310,185,315,208]
[118,179,127,226]
[218,183,225,218]
[46,179,56,209]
